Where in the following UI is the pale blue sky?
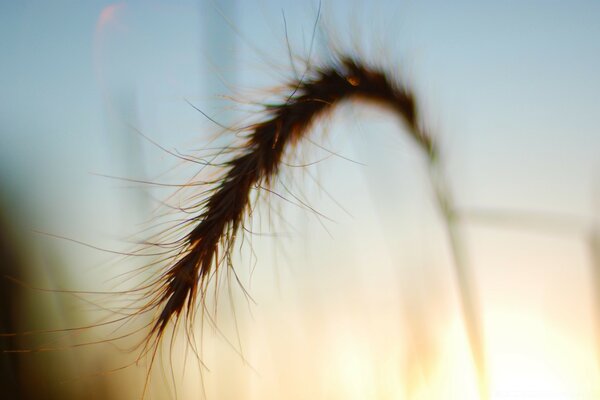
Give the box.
[0,0,598,289]
[1,1,598,226]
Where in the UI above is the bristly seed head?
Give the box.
[140,53,437,362]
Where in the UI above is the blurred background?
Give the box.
[1,1,600,399]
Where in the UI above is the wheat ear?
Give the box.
[141,54,486,397]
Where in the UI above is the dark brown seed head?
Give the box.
[142,54,437,354]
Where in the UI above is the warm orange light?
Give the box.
[97,3,125,30]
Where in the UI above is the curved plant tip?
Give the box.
[131,51,498,400]
[142,54,438,348]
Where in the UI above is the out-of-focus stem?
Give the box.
[589,229,600,371]
[428,160,488,400]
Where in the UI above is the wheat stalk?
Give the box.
[138,54,487,398]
